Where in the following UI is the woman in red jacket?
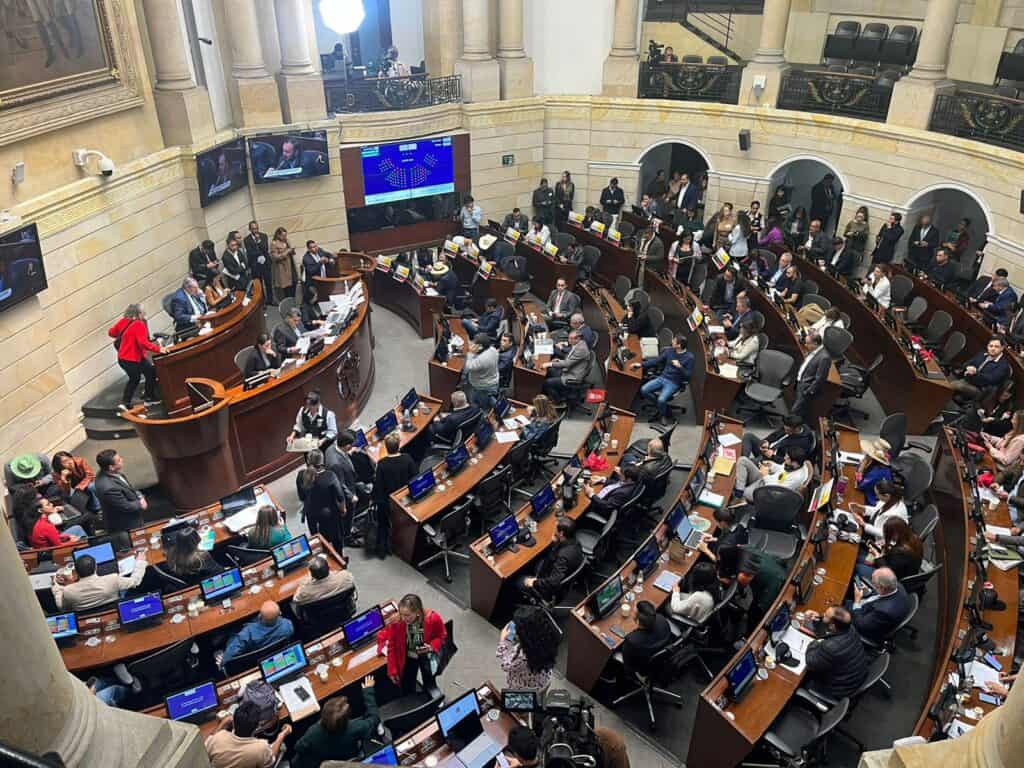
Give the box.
[108,303,165,410]
[376,593,447,693]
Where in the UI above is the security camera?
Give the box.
[98,155,115,177]
[72,149,115,178]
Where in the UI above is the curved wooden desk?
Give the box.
[510,298,553,403]
[578,283,643,410]
[566,220,638,283]
[124,301,375,510]
[372,266,446,338]
[450,248,515,313]
[469,405,636,622]
[427,316,469,407]
[312,252,375,302]
[486,220,577,299]
[154,282,266,414]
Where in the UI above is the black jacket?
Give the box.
[907,225,939,270]
[797,349,832,397]
[431,405,482,444]
[600,186,625,214]
[535,539,584,598]
[872,224,904,263]
[95,470,144,533]
[852,585,913,644]
[588,480,640,518]
[926,259,958,289]
[373,454,417,507]
[827,246,856,277]
[502,213,530,233]
[805,625,869,699]
[761,426,815,459]
[244,347,280,378]
[274,323,300,358]
[622,615,673,672]
[707,275,746,311]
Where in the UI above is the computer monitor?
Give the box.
[445,444,470,475]
[400,387,419,412]
[589,574,624,619]
[271,534,312,571]
[409,471,437,501]
[118,592,164,627]
[585,427,603,455]
[375,410,399,437]
[769,602,790,643]
[530,485,556,521]
[362,743,399,765]
[73,541,116,575]
[494,396,512,420]
[688,465,707,500]
[343,606,385,649]
[501,689,540,713]
[726,648,758,700]
[47,613,78,641]
[634,536,661,578]
[165,681,219,723]
[488,514,520,552]
[794,559,815,604]
[200,568,245,602]
[475,420,494,450]
[353,429,368,449]
[260,642,308,685]
[436,689,484,748]
[160,518,199,551]
[219,487,257,513]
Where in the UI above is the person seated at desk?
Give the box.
[624,300,655,337]
[707,267,746,316]
[801,218,833,263]
[52,550,149,612]
[727,320,760,366]
[377,593,447,693]
[522,394,558,443]
[559,312,596,349]
[926,247,958,289]
[858,518,922,582]
[542,329,590,403]
[632,333,694,426]
[243,334,281,379]
[985,527,1024,558]
[734,549,788,628]
[766,251,793,288]
[849,567,913,645]
[51,450,101,520]
[169,277,210,332]
[735,446,810,503]
[670,561,719,623]
[372,433,417,558]
[165,525,221,585]
[723,294,755,341]
[525,217,551,248]
[863,264,892,309]
[824,236,855,279]
[801,607,868,699]
[20,496,87,549]
[205,699,291,768]
[297,450,348,555]
[293,554,356,613]
[292,676,379,768]
[498,332,516,389]
[855,438,893,506]
[981,409,1024,471]
[622,600,673,670]
[502,206,530,234]
[429,390,482,445]
[95,449,148,536]
[978,276,1018,328]
[300,284,326,330]
[497,606,558,691]
[741,414,815,462]
[775,265,804,308]
[584,465,643,517]
[218,601,294,669]
[545,278,581,327]
[803,306,845,337]
[701,507,749,560]
[850,479,908,543]
[288,390,338,452]
[246,505,291,549]
[428,261,461,310]
[274,307,304,358]
[463,297,502,339]
[518,516,584,602]
[203,274,231,308]
[951,337,1012,405]
[625,437,673,482]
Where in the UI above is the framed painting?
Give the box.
[0,0,143,146]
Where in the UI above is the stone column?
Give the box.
[888,0,960,129]
[739,0,793,105]
[274,0,327,122]
[223,0,282,127]
[423,0,461,77]
[141,0,215,146]
[601,0,641,97]
[0,516,209,766]
[454,0,501,102]
[496,0,533,99]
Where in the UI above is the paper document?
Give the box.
[776,625,813,675]
[707,325,725,335]
[718,433,742,448]
[496,431,519,444]
[987,525,1012,537]
[534,340,555,356]
[640,337,660,358]
[653,571,683,592]
[965,661,1001,688]
[279,677,319,721]
[718,363,739,380]
[347,644,380,670]
[30,572,56,590]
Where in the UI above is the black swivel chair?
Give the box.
[528,412,566,481]
[503,437,536,505]
[891,453,934,511]
[750,696,850,767]
[666,579,739,679]
[293,587,358,640]
[225,544,273,568]
[737,350,796,426]
[832,352,883,423]
[418,499,473,583]
[378,686,446,740]
[748,485,805,561]
[535,558,590,636]
[889,276,915,308]
[802,652,890,752]
[470,465,512,532]
[612,638,686,730]
[920,310,953,349]
[613,275,632,303]
[125,639,202,709]
[576,510,618,583]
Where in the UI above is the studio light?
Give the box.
[320,0,365,34]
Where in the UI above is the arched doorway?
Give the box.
[904,185,992,262]
[637,140,712,219]
[768,157,846,236]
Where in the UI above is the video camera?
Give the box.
[647,39,665,64]
[536,689,602,767]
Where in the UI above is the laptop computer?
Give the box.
[73,541,117,576]
[343,606,385,650]
[675,514,705,549]
[362,743,399,765]
[436,689,503,768]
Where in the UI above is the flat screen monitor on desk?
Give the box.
[375,410,399,438]
[688,465,707,500]
[475,420,494,450]
[589,574,623,620]
[363,743,399,765]
[343,605,385,649]
[220,486,257,514]
[353,429,368,449]
[200,567,245,602]
[634,536,661,578]
[446,444,470,475]
[666,499,689,533]
[118,593,164,628]
[769,602,790,644]
[409,470,437,501]
[585,427,603,456]
[401,387,419,412]
[272,534,311,571]
[73,541,116,576]
[165,681,219,723]
[794,558,815,604]
[489,514,520,553]
[260,642,308,685]
[530,485,556,521]
[47,612,78,641]
[494,396,512,420]
[726,648,758,701]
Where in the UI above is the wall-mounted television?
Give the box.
[360,136,455,205]
[248,130,330,184]
[196,139,248,208]
[0,223,46,314]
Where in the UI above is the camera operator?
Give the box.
[647,40,664,65]
[504,707,630,767]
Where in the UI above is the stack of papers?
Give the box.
[718,433,742,448]
[776,625,813,675]
[496,431,519,444]
[712,455,736,475]
[697,489,725,508]
[718,363,739,380]
[503,415,530,429]
[965,660,1001,688]
[280,677,319,721]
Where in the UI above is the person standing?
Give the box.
[533,178,556,228]
[463,334,500,411]
[288,390,338,451]
[377,593,448,693]
[809,173,836,230]
[496,606,558,691]
[109,304,166,410]
[458,195,483,240]
[302,240,336,295]
[907,214,939,272]
[792,329,831,418]
[270,226,297,304]
[296,450,347,558]
[94,449,148,536]
[675,172,699,213]
[554,171,575,229]
[871,213,904,264]
[372,432,417,557]
[244,220,272,303]
[600,177,625,218]
[221,234,249,291]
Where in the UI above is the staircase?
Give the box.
[647,1,764,64]
[81,380,138,440]
[681,9,746,63]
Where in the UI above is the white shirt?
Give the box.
[527,226,551,247]
[810,315,845,334]
[676,183,693,209]
[866,275,891,308]
[863,499,909,540]
[764,460,810,493]
[797,345,823,381]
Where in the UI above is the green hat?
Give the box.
[10,454,42,480]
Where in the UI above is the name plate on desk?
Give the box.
[478,261,494,279]
[607,229,621,244]
[375,255,394,271]
[505,227,521,242]
[568,211,584,225]
[412,275,427,292]
[443,239,460,256]
[543,242,559,258]
[712,248,731,270]
[393,265,410,282]
[465,242,480,259]
[590,221,606,235]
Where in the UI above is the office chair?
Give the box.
[747,486,805,561]
[822,327,853,363]
[657,326,674,350]
[553,232,574,251]
[743,696,849,767]
[625,288,651,314]
[862,592,920,659]
[534,558,590,636]
[221,635,295,678]
[125,639,202,709]
[689,262,708,295]
[824,21,860,63]
[526,412,566,482]
[160,293,176,318]
[225,544,273,568]
[576,509,618,579]
[470,465,511,531]
[891,453,933,510]
[293,587,357,639]
[920,310,953,349]
[881,25,917,69]
[378,686,446,738]
[580,246,601,280]
[418,499,473,583]
[603,484,648,550]
[647,305,666,334]
[910,503,939,545]
[737,350,796,426]
[618,221,635,241]
[503,437,536,504]
[682,54,703,64]
[903,296,928,328]
[801,294,831,311]
[613,274,631,303]
[611,638,686,730]
[889,275,915,308]
[234,348,257,377]
[666,580,739,680]
[149,563,188,594]
[937,331,967,372]
[708,55,729,65]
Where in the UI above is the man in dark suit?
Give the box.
[189,242,220,286]
[244,221,271,289]
[519,516,584,601]
[674,172,699,213]
[274,308,303,357]
[544,278,581,327]
[741,414,815,461]
[622,600,673,671]
[926,247,958,289]
[907,214,939,272]
[94,449,147,536]
[221,236,249,290]
[599,177,625,216]
[803,219,833,263]
[825,237,855,278]
[502,207,530,234]
[636,227,665,273]
[584,465,642,518]
[850,568,913,645]
[625,438,673,483]
[637,193,662,221]
[792,329,831,418]
[429,390,482,445]
[809,174,836,229]
[707,267,746,315]
[169,277,209,332]
[1003,298,1024,344]
[978,276,1017,328]
[724,294,755,340]
[302,240,335,289]
[802,607,869,699]
[276,139,302,170]
[951,337,1011,403]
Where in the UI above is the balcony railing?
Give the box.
[638,62,742,104]
[324,74,462,114]
[930,90,1024,153]
[777,68,893,122]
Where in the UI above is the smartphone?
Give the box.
[979,692,1002,706]
[983,653,1003,671]
[295,687,310,702]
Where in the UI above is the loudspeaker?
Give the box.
[738,129,751,151]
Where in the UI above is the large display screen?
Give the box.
[360,136,455,205]
[248,130,330,184]
[196,139,248,208]
[0,223,46,314]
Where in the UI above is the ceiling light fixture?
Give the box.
[320,0,365,35]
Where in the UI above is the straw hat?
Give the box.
[860,438,891,465]
[9,454,42,480]
[429,262,450,277]
[479,234,497,251]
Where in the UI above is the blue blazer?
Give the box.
[990,288,1018,325]
[966,351,1011,390]
[852,585,912,644]
[169,288,207,331]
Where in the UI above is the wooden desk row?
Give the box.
[485,220,578,300]
[688,422,861,768]
[577,283,644,411]
[469,405,637,622]
[565,220,639,285]
[914,429,1019,738]
[565,414,744,693]
[58,536,343,673]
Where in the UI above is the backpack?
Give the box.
[239,680,279,728]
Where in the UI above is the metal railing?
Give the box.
[324,74,463,114]
[777,68,893,122]
[638,62,742,104]
[929,90,1024,153]
[644,0,763,21]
